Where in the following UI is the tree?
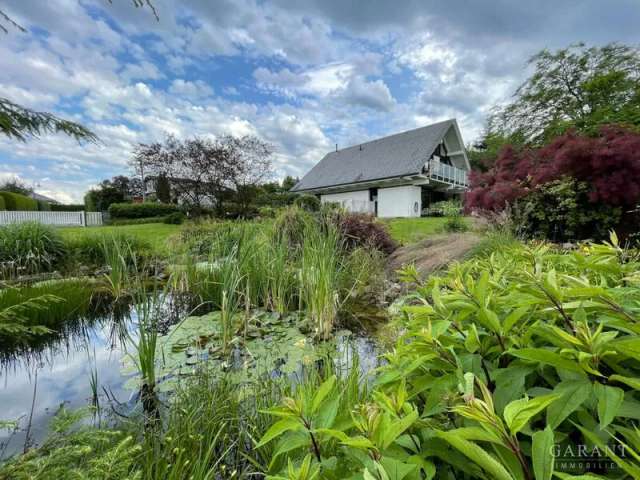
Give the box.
[465,125,640,240]
[281,175,299,191]
[490,43,640,146]
[0,178,32,195]
[155,174,171,203]
[133,134,274,214]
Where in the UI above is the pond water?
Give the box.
[0,302,384,460]
[0,313,138,459]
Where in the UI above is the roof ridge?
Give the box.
[332,119,454,154]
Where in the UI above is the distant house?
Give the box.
[29,192,60,205]
[291,119,470,218]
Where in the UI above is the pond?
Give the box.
[0,298,385,460]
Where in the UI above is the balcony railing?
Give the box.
[426,159,469,188]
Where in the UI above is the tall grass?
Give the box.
[0,222,66,278]
[299,221,342,340]
[168,211,383,341]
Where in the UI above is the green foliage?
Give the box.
[0,279,95,354]
[108,202,180,219]
[0,96,97,143]
[0,191,38,211]
[0,408,139,479]
[66,231,151,268]
[108,216,171,226]
[265,233,640,478]
[50,203,85,212]
[155,174,171,203]
[491,43,640,146]
[163,211,185,224]
[425,199,462,217]
[84,190,98,212]
[293,194,321,213]
[0,196,5,211]
[513,177,622,241]
[443,214,469,233]
[0,221,66,277]
[36,200,50,211]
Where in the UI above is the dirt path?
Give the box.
[386,232,481,280]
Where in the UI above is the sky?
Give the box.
[1,0,639,203]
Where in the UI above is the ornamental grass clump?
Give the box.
[0,221,66,278]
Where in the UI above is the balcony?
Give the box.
[426,159,469,188]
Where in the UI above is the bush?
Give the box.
[443,214,469,233]
[108,202,180,219]
[0,191,38,211]
[425,199,462,217]
[261,234,640,478]
[108,216,171,226]
[0,196,5,211]
[514,177,621,241]
[36,200,51,211]
[335,212,397,254]
[0,222,66,277]
[465,125,640,240]
[258,206,277,218]
[293,194,320,212]
[163,212,185,224]
[51,204,85,212]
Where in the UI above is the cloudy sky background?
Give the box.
[1,0,639,202]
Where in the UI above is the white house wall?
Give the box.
[320,190,372,213]
[377,185,421,218]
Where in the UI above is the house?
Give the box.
[29,192,60,205]
[291,119,470,218]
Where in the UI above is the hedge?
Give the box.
[108,215,173,226]
[0,196,5,211]
[51,204,85,212]
[0,192,38,211]
[108,202,180,219]
[37,200,51,211]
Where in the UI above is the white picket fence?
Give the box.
[0,211,103,227]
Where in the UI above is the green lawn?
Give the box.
[58,223,181,252]
[384,217,470,244]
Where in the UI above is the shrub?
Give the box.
[0,222,66,277]
[0,191,38,211]
[334,212,397,254]
[108,202,180,219]
[262,234,640,478]
[258,206,277,218]
[293,193,320,212]
[163,212,185,224]
[443,214,468,232]
[36,200,51,211]
[466,125,640,241]
[426,199,462,217]
[108,216,171,226]
[51,204,85,212]
[0,196,5,211]
[514,177,622,241]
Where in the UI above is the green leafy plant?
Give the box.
[0,221,66,278]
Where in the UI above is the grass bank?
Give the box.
[58,223,180,254]
[384,216,471,244]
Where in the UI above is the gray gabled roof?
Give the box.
[292,119,457,192]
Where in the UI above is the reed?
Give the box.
[299,220,343,340]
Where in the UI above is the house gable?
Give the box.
[292,119,468,193]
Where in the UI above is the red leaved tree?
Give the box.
[465,125,640,212]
